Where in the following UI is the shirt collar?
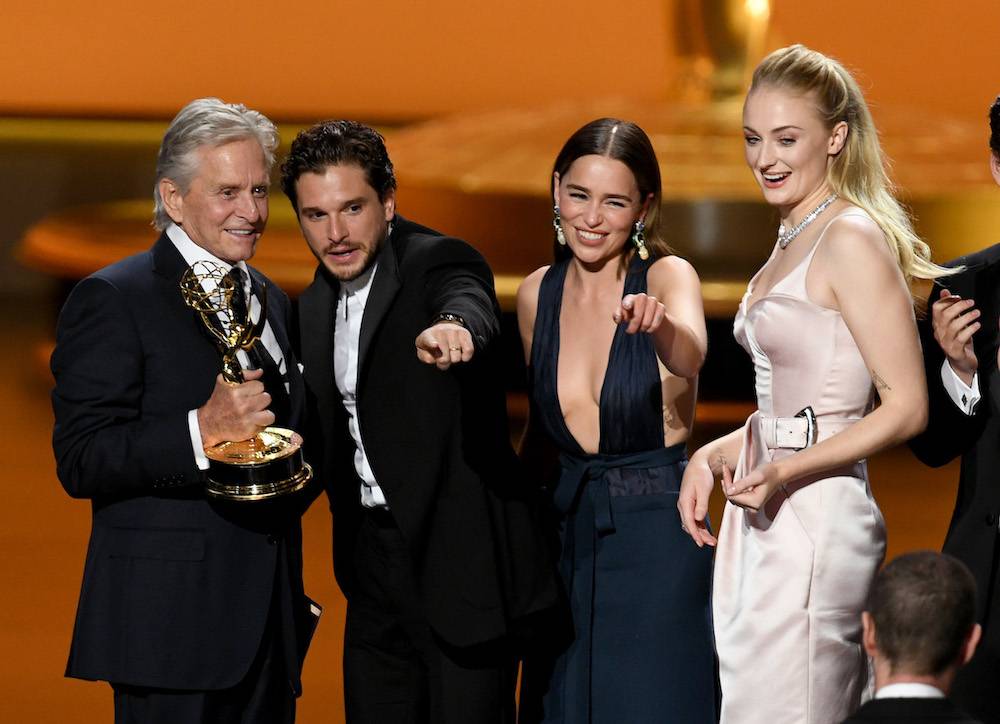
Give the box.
[875,682,945,699]
[340,260,379,298]
[166,223,249,278]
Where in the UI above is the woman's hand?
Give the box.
[678,454,718,548]
[613,293,666,335]
[724,462,781,513]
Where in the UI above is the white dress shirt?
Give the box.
[332,262,386,508]
[167,223,287,470]
[875,682,945,699]
[941,361,981,415]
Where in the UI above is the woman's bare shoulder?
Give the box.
[648,254,702,293]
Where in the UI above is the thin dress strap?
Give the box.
[781,209,873,300]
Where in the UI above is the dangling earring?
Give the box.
[632,219,649,260]
[553,204,567,246]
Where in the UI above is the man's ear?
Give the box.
[990,153,1000,187]
[159,178,185,225]
[961,623,982,666]
[862,612,878,658]
[382,187,396,221]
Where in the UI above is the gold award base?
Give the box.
[204,427,313,502]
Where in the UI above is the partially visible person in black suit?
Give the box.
[909,94,1000,724]
[842,551,982,724]
[52,98,317,724]
[284,120,557,724]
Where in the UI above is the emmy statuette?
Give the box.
[180,260,312,501]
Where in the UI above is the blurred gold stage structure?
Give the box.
[17,0,1000,314]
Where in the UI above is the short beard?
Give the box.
[333,246,377,282]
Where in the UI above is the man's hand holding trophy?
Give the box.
[181,260,312,501]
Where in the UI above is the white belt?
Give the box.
[758,407,860,450]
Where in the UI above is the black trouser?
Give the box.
[344,507,515,724]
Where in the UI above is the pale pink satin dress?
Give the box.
[714,211,887,724]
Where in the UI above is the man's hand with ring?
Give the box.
[415,322,474,370]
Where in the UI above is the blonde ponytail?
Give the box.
[750,45,951,287]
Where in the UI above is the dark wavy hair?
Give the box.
[989,95,1000,158]
[280,120,396,211]
[551,118,668,263]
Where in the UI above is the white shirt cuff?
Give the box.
[187,409,210,471]
[941,361,980,415]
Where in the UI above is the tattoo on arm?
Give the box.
[715,453,728,473]
[872,370,892,393]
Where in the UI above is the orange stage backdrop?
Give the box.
[1,0,997,124]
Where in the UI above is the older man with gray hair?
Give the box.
[51,97,316,723]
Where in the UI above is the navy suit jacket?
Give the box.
[52,232,314,691]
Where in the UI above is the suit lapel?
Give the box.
[973,260,1000,413]
[250,269,307,427]
[151,231,190,282]
[151,231,224,352]
[358,233,401,378]
[299,268,340,416]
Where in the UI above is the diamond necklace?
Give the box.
[777,194,838,249]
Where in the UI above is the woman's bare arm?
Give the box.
[614,256,708,379]
[727,215,928,509]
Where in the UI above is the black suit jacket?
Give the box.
[297,216,557,647]
[909,243,1000,720]
[52,233,314,691]
[842,696,982,723]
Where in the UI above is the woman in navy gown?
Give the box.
[516,118,716,723]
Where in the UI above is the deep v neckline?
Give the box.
[552,263,625,455]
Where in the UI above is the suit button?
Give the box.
[986,514,996,527]
[267,534,278,545]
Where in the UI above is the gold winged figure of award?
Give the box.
[180,260,312,501]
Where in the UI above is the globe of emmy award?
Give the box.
[180,260,312,501]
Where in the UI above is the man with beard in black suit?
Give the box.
[284,120,556,724]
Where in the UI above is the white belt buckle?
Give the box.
[794,406,818,448]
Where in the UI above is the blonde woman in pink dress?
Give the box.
[678,45,952,724]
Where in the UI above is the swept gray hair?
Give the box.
[153,97,279,230]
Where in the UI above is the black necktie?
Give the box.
[226,267,292,427]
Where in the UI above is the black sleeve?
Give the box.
[51,277,200,498]
[421,237,500,351]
